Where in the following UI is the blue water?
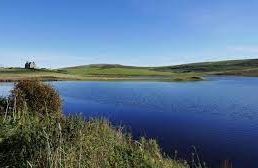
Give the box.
[1,77,258,168]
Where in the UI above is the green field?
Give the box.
[1,59,258,82]
[0,68,82,82]
[59,64,203,81]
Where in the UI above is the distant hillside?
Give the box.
[60,64,172,77]
[153,59,258,76]
[154,59,258,72]
[1,59,258,82]
[60,59,258,79]
[63,64,149,69]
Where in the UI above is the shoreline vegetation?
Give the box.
[1,58,258,82]
[0,80,206,168]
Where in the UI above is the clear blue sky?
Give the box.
[0,0,258,68]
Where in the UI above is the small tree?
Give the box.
[10,80,62,117]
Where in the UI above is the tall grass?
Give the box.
[0,80,191,168]
[0,110,189,168]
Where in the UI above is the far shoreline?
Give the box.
[0,76,205,83]
[2,58,258,83]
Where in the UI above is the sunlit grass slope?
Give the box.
[60,64,173,77]
[0,68,80,81]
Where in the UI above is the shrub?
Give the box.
[10,80,62,117]
[0,97,8,115]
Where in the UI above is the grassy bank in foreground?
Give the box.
[0,80,196,168]
[0,115,189,168]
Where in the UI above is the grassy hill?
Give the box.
[153,59,258,76]
[59,64,202,81]
[60,64,170,77]
[1,59,258,82]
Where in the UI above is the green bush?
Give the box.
[10,80,62,117]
